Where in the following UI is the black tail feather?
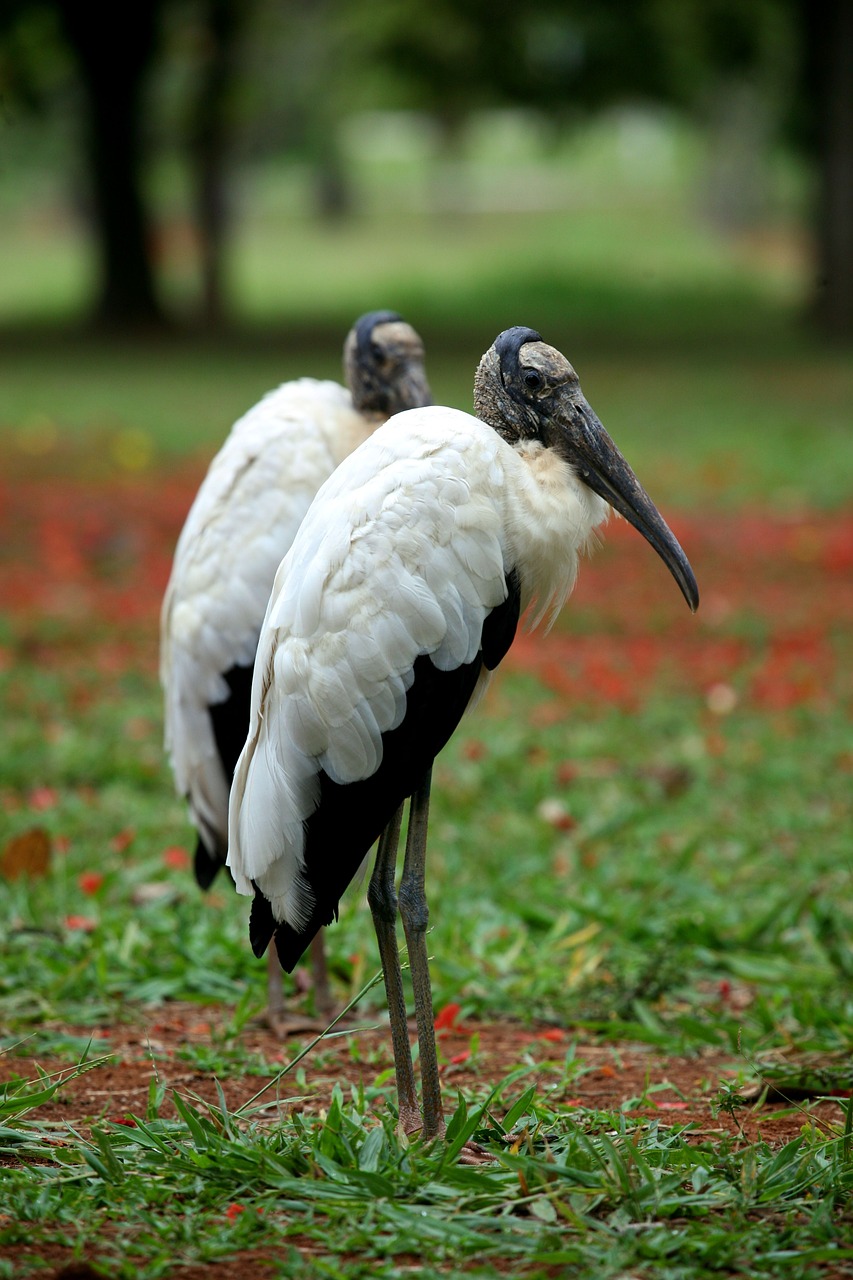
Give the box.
[193,660,253,892]
[194,836,223,891]
[274,902,339,973]
[249,886,278,959]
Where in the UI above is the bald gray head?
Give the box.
[344,311,432,418]
[475,327,699,612]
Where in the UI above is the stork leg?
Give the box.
[367,803,421,1135]
[397,769,444,1143]
[309,933,334,1019]
[264,940,332,1036]
[266,947,286,1026]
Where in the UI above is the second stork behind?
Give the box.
[160,311,432,1028]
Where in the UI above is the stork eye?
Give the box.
[370,341,386,363]
[523,369,542,391]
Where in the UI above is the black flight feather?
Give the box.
[194,661,254,888]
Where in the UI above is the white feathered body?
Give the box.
[227,404,610,938]
[161,378,376,856]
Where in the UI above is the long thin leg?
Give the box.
[266,946,285,1024]
[309,933,333,1019]
[366,803,420,1134]
[397,769,444,1142]
[265,941,327,1035]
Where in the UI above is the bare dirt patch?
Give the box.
[3,1002,843,1147]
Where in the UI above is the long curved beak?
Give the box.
[555,393,699,612]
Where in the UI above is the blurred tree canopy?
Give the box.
[0,0,850,335]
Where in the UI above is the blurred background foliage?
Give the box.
[0,0,850,348]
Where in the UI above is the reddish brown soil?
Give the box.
[2,1004,847,1280]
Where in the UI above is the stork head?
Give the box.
[344,311,432,418]
[475,327,699,612]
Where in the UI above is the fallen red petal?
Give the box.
[162,845,191,869]
[29,787,59,812]
[78,871,104,895]
[434,1002,462,1032]
[64,915,97,932]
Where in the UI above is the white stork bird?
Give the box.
[160,311,432,1027]
[227,326,698,1143]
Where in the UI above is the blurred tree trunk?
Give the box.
[303,0,353,222]
[57,1,164,329]
[190,0,247,326]
[806,0,853,337]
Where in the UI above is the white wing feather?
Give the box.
[160,378,372,854]
[228,405,594,929]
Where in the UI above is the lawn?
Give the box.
[1,396,851,1277]
[1,131,852,1277]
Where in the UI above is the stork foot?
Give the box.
[457,1139,496,1166]
[261,943,344,1036]
[257,1009,329,1038]
[288,972,344,1025]
[395,1119,494,1166]
[396,1106,426,1142]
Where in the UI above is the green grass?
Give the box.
[2,1063,851,1278]
[1,642,852,1274]
[2,661,851,1052]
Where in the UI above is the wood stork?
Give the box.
[160,311,432,1026]
[227,326,698,1142]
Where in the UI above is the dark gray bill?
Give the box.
[562,399,699,612]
